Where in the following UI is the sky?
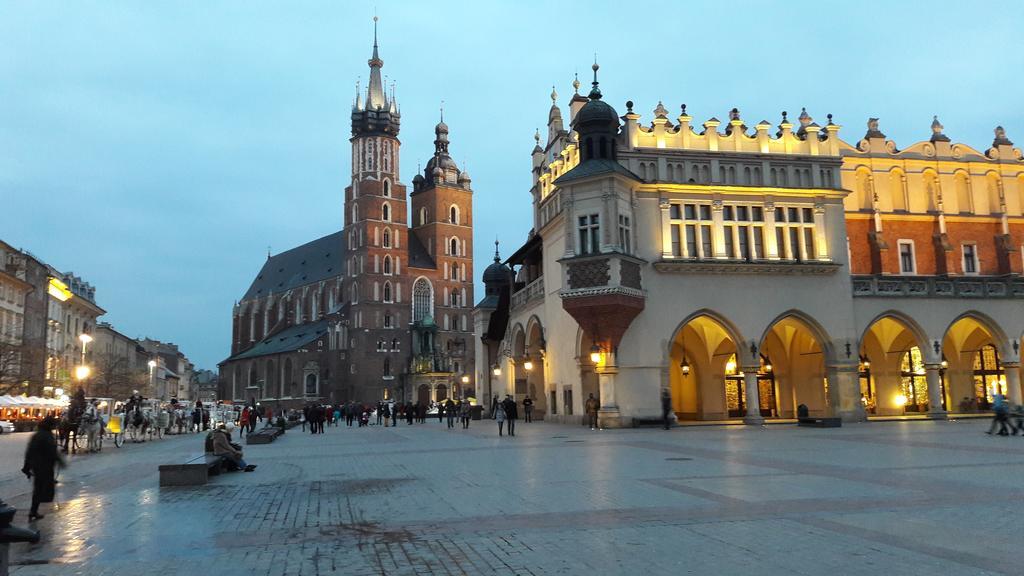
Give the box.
[2,1,1023,369]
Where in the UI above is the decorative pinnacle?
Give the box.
[572,73,580,94]
[494,239,501,262]
[551,85,557,103]
[440,100,444,123]
[534,128,540,144]
[588,56,602,100]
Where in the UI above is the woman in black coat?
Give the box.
[22,416,65,520]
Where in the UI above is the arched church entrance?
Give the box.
[668,313,740,421]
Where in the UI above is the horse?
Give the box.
[125,405,150,443]
[78,415,103,453]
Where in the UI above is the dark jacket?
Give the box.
[23,429,63,503]
[502,398,518,420]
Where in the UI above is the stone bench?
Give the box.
[159,453,225,486]
[246,427,283,445]
[797,417,842,428]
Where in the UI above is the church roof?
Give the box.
[225,319,331,362]
[554,158,641,185]
[406,231,436,270]
[242,231,345,301]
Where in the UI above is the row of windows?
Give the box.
[0,309,23,342]
[0,282,26,305]
[352,199,467,226]
[668,202,821,261]
[636,161,834,188]
[854,168,1017,214]
[577,213,633,255]
[897,240,983,275]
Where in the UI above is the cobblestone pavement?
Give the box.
[4,417,1024,575]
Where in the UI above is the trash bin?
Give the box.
[471,406,484,420]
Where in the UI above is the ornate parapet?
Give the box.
[851,275,1024,298]
[511,277,545,311]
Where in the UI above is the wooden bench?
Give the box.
[797,417,842,428]
[159,453,225,486]
[245,427,283,445]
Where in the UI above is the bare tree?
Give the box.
[91,351,147,399]
[0,337,25,394]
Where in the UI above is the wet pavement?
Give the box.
[4,417,1024,575]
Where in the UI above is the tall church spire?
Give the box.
[366,16,386,110]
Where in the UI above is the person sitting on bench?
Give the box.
[211,424,256,472]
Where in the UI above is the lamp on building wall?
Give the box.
[763,358,773,373]
[461,375,470,385]
[589,344,602,364]
[492,364,501,376]
[679,331,690,375]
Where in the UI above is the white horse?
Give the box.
[79,418,103,452]
[126,405,151,443]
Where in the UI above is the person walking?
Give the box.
[240,406,251,436]
[376,402,384,426]
[987,393,1013,436]
[522,396,534,423]
[22,416,65,520]
[661,387,673,430]
[445,399,456,429]
[502,395,518,437]
[490,395,499,419]
[495,401,507,436]
[437,402,445,424]
[383,402,391,427]
[585,393,599,430]
[406,402,415,425]
[460,400,472,429]
[391,402,398,427]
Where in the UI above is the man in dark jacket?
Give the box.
[22,416,65,520]
[522,396,534,423]
[661,387,673,430]
[502,395,518,437]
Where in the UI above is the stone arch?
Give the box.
[855,167,874,210]
[858,311,932,415]
[943,311,1009,358]
[758,310,833,418]
[889,167,908,211]
[943,311,1012,411]
[667,312,743,420]
[954,170,973,214]
[986,171,1003,214]
[450,204,460,225]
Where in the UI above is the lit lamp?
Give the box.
[940,360,948,369]
[589,344,602,364]
[74,365,90,381]
[895,394,908,407]
[54,388,64,397]
[492,364,501,376]
[523,359,534,371]
[461,375,470,385]
[764,358,773,373]
[679,357,690,376]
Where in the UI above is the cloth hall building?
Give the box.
[475,65,1024,426]
[221,29,475,407]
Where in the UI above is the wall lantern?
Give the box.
[589,344,602,364]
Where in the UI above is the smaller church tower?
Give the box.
[410,113,475,373]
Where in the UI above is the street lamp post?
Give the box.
[148,359,157,398]
[75,333,93,392]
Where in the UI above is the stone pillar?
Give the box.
[742,366,763,425]
[597,351,625,428]
[925,364,947,419]
[828,363,864,422]
[1003,362,1022,406]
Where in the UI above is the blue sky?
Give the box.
[2,1,1023,369]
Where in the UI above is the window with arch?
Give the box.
[382,228,391,248]
[383,281,393,303]
[449,291,459,307]
[383,255,392,275]
[383,313,393,328]
[351,283,359,304]
[449,237,459,256]
[412,278,433,323]
[284,359,294,397]
[304,373,317,396]
[889,169,908,211]
[973,344,1004,409]
[419,207,428,226]
[450,205,460,225]
[382,202,391,222]
[383,357,392,377]
[383,179,391,197]
[351,203,359,224]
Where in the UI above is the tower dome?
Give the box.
[482,241,512,286]
[572,61,619,161]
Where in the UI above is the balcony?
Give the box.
[558,252,647,352]
[511,277,545,310]
[851,275,1024,298]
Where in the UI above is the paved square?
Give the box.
[3,418,1022,575]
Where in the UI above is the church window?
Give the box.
[383,255,392,275]
[450,262,458,280]
[412,278,433,323]
[311,294,318,319]
[305,373,318,396]
[383,179,391,197]
[419,207,428,226]
[383,281,393,303]
[383,357,392,376]
[351,283,359,304]
[577,214,600,255]
[383,313,393,328]
[294,298,301,323]
[352,204,359,224]
[443,315,450,330]
[383,228,391,248]
[382,202,391,222]
[449,291,459,307]
[450,237,459,256]
[450,205,460,225]
[461,314,467,331]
